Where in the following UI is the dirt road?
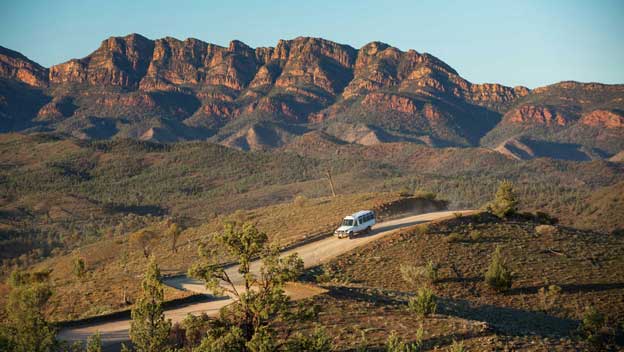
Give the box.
[58,209,470,349]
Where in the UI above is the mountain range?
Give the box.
[1,33,622,160]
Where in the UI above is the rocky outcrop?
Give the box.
[273,37,356,96]
[506,105,569,126]
[49,33,155,87]
[341,41,528,111]
[95,93,157,109]
[0,46,48,87]
[580,110,623,128]
[1,35,623,158]
[36,97,76,120]
[361,93,418,114]
[467,84,529,105]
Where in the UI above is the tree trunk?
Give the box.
[325,169,336,197]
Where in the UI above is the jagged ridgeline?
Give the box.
[0,34,622,158]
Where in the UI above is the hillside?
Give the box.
[0,35,622,160]
[1,133,623,275]
[0,193,442,322]
[299,213,624,350]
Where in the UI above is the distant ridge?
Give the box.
[0,34,622,159]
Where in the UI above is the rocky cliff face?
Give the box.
[580,110,624,128]
[49,33,154,87]
[1,35,622,159]
[0,46,48,87]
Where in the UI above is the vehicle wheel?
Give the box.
[348,232,353,239]
[366,226,372,234]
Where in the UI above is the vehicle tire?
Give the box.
[348,232,353,239]
[366,226,372,234]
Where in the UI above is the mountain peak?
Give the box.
[0,36,622,158]
[0,45,48,86]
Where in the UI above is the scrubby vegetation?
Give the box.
[1,133,623,277]
[0,131,622,350]
[187,222,319,351]
[311,212,624,350]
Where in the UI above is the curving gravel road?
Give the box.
[58,209,472,350]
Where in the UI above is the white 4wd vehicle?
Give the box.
[334,210,376,239]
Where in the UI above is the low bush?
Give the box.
[413,189,436,200]
[72,257,86,279]
[449,340,466,352]
[285,325,332,352]
[407,286,437,317]
[446,232,464,243]
[315,264,349,285]
[579,305,610,349]
[537,285,562,312]
[400,260,438,288]
[485,246,513,293]
[424,260,439,284]
[469,230,482,241]
[398,187,413,198]
[412,224,429,236]
[385,329,423,352]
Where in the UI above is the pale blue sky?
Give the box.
[1,0,622,88]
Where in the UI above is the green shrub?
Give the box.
[315,264,349,285]
[449,340,466,352]
[72,257,86,279]
[285,325,332,352]
[484,246,513,292]
[407,286,437,317]
[424,260,439,284]
[398,187,413,198]
[385,329,423,352]
[469,230,482,241]
[537,285,562,312]
[86,332,102,352]
[580,306,608,348]
[446,232,464,243]
[488,180,518,218]
[413,189,436,200]
[401,261,438,288]
[412,224,429,236]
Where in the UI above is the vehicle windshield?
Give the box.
[341,219,354,226]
